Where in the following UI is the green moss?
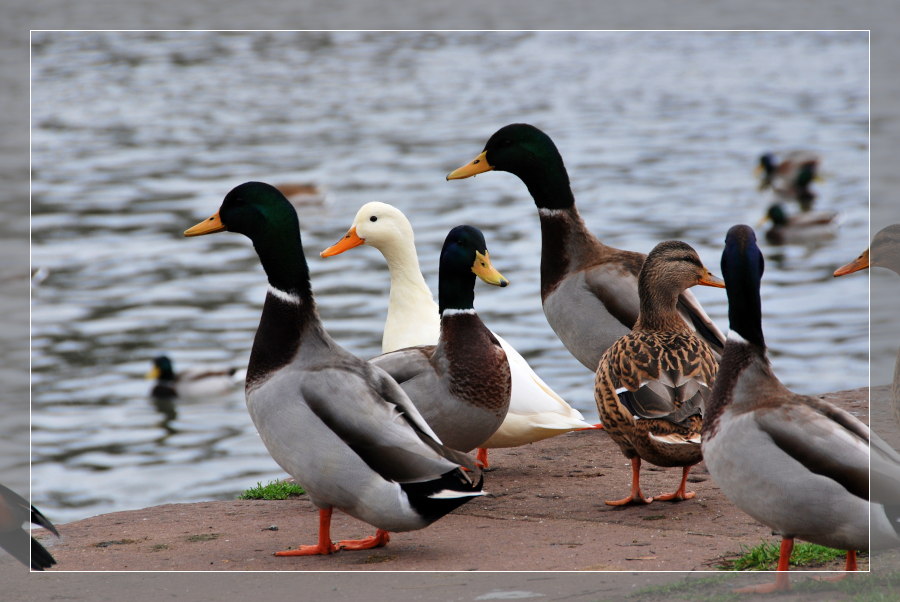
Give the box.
[239,480,305,500]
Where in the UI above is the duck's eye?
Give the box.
[370,216,378,222]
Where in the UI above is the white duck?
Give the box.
[321,201,596,467]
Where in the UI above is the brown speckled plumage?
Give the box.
[593,240,722,504]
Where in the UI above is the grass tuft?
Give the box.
[239,480,305,500]
[718,540,844,571]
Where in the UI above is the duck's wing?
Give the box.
[300,363,477,484]
[581,263,641,328]
[611,333,715,425]
[368,345,436,387]
[753,395,869,500]
[677,289,726,352]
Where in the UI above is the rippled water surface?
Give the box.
[31,31,869,522]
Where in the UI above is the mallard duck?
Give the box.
[702,224,900,593]
[146,355,246,398]
[184,182,483,556]
[362,224,514,455]
[834,223,900,424]
[757,151,821,211]
[0,483,59,570]
[760,203,837,245]
[320,202,595,467]
[447,123,725,372]
[594,241,723,505]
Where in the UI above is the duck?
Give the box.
[834,223,900,425]
[0,483,59,570]
[320,202,595,467]
[362,224,514,455]
[760,203,837,245]
[146,355,246,398]
[184,182,484,556]
[447,123,725,372]
[702,224,900,593]
[757,151,821,211]
[594,241,723,505]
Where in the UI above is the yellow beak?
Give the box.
[185,212,226,237]
[447,151,493,180]
[320,226,366,257]
[472,250,509,287]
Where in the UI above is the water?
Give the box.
[31,30,869,523]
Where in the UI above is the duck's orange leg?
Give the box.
[577,422,604,431]
[605,457,653,506]
[337,529,391,551]
[476,448,490,468]
[734,537,793,593]
[812,550,858,582]
[654,465,697,502]
[275,508,340,556]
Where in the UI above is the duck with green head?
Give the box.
[184,182,484,557]
[369,224,513,454]
[702,224,899,593]
[146,355,245,398]
[757,150,821,211]
[447,123,725,372]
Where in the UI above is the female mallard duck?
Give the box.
[761,203,837,245]
[447,123,725,372]
[363,224,514,455]
[0,483,59,570]
[757,151,821,211]
[320,202,594,467]
[594,241,723,505]
[146,355,246,398]
[834,223,900,425]
[702,224,900,593]
[184,182,483,556]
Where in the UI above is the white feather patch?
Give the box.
[538,208,567,218]
[428,489,486,499]
[442,308,476,316]
[649,432,701,445]
[268,285,301,305]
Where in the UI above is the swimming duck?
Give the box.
[447,123,725,372]
[363,224,514,455]
[702,224,899,593]
[834,223,900,425]
[320,202,594,467]
[757,151,821,211]
[760,203,837,245]
[185,182,483,556]
[0,483,59,570]
[594,241,723,505]
[146,355,246,398]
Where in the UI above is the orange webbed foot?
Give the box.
[337,529,390,551]
[604,493,653,506]
[654,489,696,502]
[274,541,340,556]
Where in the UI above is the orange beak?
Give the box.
[447,151,493,180]
[698,269,726,288]
[320,226,365,257]
[833,249,870,277]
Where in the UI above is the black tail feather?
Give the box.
[401,468,484,525]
